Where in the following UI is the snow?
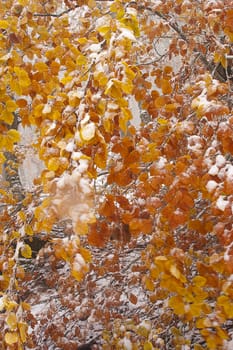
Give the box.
[42,103,52,114]
[118,28,136,41]
[80,177,92,194]
[226,164,233,181]
[216,155,226,168]
[65,141,75,152]
[206,180,218,193]
[156,157,167,169]
[224,242,233,262]
[139,320,151,331]
[208,164,218,176]
[122,337,132,350]
[187,135,203,153]
[76,159,89,173]
[224,339,233,350]
[73,253,86,271]
[216,196,228,211]
[0,296,5,311]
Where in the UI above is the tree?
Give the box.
[0,0,233,348]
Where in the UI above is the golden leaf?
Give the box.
[1,110,14,125]
[24,224,34,236]
[154,96,168,108]
[6,312,17,331]
[192,276,207,287]
[21,302,31,311]
[7,129,20,143]
[14,67,31,87]
[196,317,212,329]
[0,20,9,29]
[144,276,154,291]
[76,55,87,66]
[18,322,28,343]
[143,342,153,350]
[47,157,60,171]
[104,79,122,99]
[6,100,18,112]
[34,61,48,72]
[161,79,172,94]
[20,244,32,259]
[169,264,181,279]
[97,26,111,36]
[168,296,185,316]
[5,332,19,345]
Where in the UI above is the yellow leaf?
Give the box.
[71,268,84,281]
[169,264,181,279]
[60,75,73,85]
[120,79,134,94]
[34,61,48,72]
[189,302,202,317]
[123,62,136,80]
[0,152,6,165]
[14,67,31,87]
[20,244,32,259]
[168,296,185,316]
[18,0,28,5]
[157,118,168,125]
[76,55,87,66]
[4,299,18,311]
[21,302,31,311]
[0,20,9,29]
[94,71,108,87]
[144,341,153,350]
[79,247,92,263]
[25,224,33,236]
[47,157,60,171]
[97,26,110,36]
[18,322,28,343]
[7,129,20,143]
[77,37,88,45]
[6,100,18,112]
[104,79,122,99]
[192,276,207,287]
[1,110,14,125]
[144,276,154,291]
[6,312,17,330]
[5,332,18,345]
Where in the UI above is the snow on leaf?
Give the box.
[216,196,228,211]
[80,122,96,141]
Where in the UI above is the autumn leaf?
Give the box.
[20,244,32,259]
[6,312,17,330]
[5,332,19,345]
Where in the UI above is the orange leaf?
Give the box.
[161,79,172,94]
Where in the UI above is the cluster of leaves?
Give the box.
[0,0,233,348]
